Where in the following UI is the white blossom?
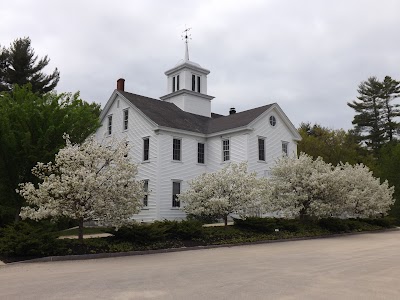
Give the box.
[178,162,265,223]
[334,163,394,218]
[267,153,394,219]
[18,135,145,230]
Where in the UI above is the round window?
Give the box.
[269,115,276,126]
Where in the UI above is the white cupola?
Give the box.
[160,29,214,117]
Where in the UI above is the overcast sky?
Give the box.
[2,0,399,130]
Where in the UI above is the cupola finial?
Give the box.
[182,26,192,61]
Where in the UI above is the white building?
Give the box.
[95,43,301,222]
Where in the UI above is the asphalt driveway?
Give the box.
[1,230,400,299]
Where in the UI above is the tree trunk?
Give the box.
[14,206,21,223]
[78,218,84,243]
[224,215,228,227]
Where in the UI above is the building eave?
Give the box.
[249,103,302,141]
[206,126,253,138]
[160,89,215,101]
[155,126,206,138]
[165,62,210,76]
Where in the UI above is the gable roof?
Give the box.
[119,91,210,133]
[118,90,273,135]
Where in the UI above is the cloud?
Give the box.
[1,0,400,130]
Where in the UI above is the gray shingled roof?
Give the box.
[120,91,272,134]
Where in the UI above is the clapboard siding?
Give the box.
[157,133,207,220]
[248,107,298,177]
[95,95,158,222]
[95,94,300,222]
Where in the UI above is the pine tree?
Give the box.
[381,76,400,142]
[0,37,60,94]
[348,77,385,153]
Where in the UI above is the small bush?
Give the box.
[160,220,204,240]
[187,214,219,224]
[111,220,204,243]
[362,217,396,228]
[110,223,166,245]
[0,221,62,258]
[234,217,277,233]
[318,218,350,233]
[234,217,304,233]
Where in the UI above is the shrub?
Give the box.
[187,214,219,224]
[362,217,396,228]
[234,217,304,233]
[318,218,351,233]
[234,217,277,233]
[0,221,62,258]
[110,223,166,245]
[202,226,251,243]
[160,220,204,240]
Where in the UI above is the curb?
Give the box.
[6,227,400,265]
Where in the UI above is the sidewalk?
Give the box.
[58,233,113,239]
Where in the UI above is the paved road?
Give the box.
[1,231,400,299]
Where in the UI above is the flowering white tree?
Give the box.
[178,162,264,226]
[268,153,340,219]
[268,153,394,219]
[334,163,394,218]
[18,135,145,241]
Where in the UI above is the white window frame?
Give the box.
[282,141,289,156]
[258,137,266,161]
[269,115,277,127]
[191,74,201,93]
[107,115,112,135]
[143,180,149,207]
[173,138,182,161]
[172,180,181,208]
[197,142,205,164]
[172,75,180,92]
[143,137,150,161]
[222,139,230,162]
[123,108,129,131]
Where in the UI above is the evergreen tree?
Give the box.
[348,77,386,153]
[0,37,60,94]
[381,76,400,142]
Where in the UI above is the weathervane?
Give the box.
[182,26,192,61]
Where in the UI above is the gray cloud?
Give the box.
[2,0,400,130]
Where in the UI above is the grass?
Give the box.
[58,227,112,237]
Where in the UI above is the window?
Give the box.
[198,143,205,164]
[124,141,129,157]
[192,74,201,92]
[107,115,112,135]
[172,181,181,207]
[197,76,201,93]
[143,137,149,161]
[270,115,277,127]
[172,75,180,92]
[143,180,149,207]
[192,74,196,91]
[123,109,129,130]
[173,138,181,161]
[222,139,230,162]
[282,142,289,156]
[258,138,265,161]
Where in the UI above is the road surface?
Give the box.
[1,230,400,299]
